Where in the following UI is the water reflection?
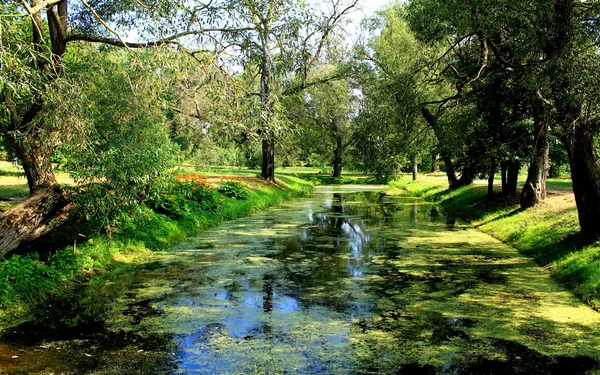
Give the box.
[2,187,599,375]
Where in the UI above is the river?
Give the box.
[1,185,599,374]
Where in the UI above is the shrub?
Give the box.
[218,180,248,200]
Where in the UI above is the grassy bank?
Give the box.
[0,175,312,328]
[390,174,600,311]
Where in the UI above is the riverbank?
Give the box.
[390,175,600,311]
[0,175,313,331]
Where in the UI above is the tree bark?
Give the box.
[504,161,520,196]
[259,16,275,182]
[488,164,496,197]
[545,0,600,238]
[421,106,459,187]
[7,130,58,195]
[455,167,475,188]
[332,122,344,178]
[521,96,550,208]
[443,155,460,188]
[501,163,508,192]
[561,119,600,239]
[412,157,419,181]
[0,187,70,257]
[332,145,343,178]
[261,137,275,182]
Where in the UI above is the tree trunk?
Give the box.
[501,163,508,192]
[8,131,58,195]
[259,21,275,182]
[505,161,520,196]
[332,128,343,178]
[412,157,418,181]
[443,155,459,187]
[488,164,496,197]
[0,187,70,257]
[521,96,550,208]
[261,137,275,182]
[561,122,600,239]
[455,167,475,188]
[544,0,600,238]
[421,106,459,187]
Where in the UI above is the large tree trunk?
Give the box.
[421,106,459,187]
[0,187,70,257]
[561,120,600,239]
[332,125,343,178]
[259,22,275,182]
[521,96,550,208]
[8,131,58,195]
[443,154,459,187]
[504,161,520,196]
[544,0,600,238]
[261,137,275,182]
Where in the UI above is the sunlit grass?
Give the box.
[0,171,313,324]
[391,173,600,311]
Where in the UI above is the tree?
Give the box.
[407,0,600,238]
[218,0,358,181]
[0,0,241,255]
[301,68,355,177]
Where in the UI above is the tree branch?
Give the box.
[19,0,63,15]
[66,27,256,48]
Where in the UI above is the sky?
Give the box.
[344,0,395,40]
[359,0,394,18]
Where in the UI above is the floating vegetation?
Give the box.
[1,186,599,374]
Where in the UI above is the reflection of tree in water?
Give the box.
[276,192,402,313]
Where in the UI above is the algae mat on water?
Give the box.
[1,186,599,374]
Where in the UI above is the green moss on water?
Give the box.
[2,186,600,374]
[391,175,600,312]
[0,176,313,332]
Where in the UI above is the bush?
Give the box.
[218,180,248,200]
[146,173,222,217]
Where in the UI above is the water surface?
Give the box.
[1,186,599,374]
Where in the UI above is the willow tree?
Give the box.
[217,0,358,181]
[0,0,244,255]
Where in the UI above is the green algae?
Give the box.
[1,186,600,374]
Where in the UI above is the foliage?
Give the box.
[146,173,222,218]
[0,174,312,313]
[218,180,249,200]
[56,47,178,229]
[354,4,438,181]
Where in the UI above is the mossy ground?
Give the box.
[390,173,600,311]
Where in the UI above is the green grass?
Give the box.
[390,174,600,310]
[0,174,313,327]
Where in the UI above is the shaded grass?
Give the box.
[390,174,600,310]
[0,175,313,328]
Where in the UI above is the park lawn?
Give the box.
[391,174,600,311]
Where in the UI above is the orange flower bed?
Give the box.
[175,173,212,187]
